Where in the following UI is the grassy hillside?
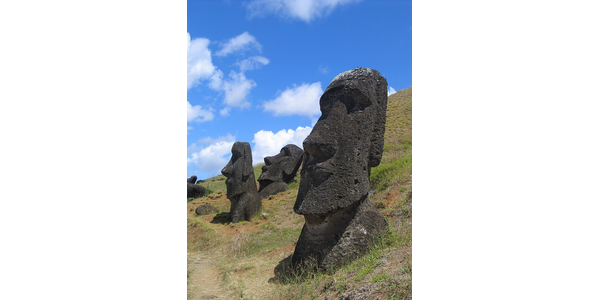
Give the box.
[187,87,412,299]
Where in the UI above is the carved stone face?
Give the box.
[294,68,387,216]
[258,144,304,185]
[221,142,254,199]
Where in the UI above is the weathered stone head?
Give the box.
[257,144,304,199]
[221,142,261,222]
[187,176,197,184]
[291,68,388,270]
[187,175,205,198]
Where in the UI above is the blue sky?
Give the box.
[187,0,412,179]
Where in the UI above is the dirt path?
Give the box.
[188,252,230,300]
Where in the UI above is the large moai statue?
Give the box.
[257,144,304,199]
[221,142,262,223]
[187,175,205,198]
[291,68,389,271]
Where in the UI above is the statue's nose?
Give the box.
[221,162,232,177]
[303,134,336,163]
[264,156,273,165]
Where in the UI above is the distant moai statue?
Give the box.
[221,142,261,222]
[292,68,388,270]
[187,175,205,198]
[257,144,304,199]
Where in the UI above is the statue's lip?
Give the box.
[257,178,273,183]
[302,164,333,185]
[303,163,333,174]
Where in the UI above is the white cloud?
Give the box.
[187,33,216,90]
[219,71,256,108]
[187,135,236,176]
[208,69,224,90]
[388,86,397,96]
[263,82,323,118]
[245,0,362,23]
[187,32,266,114]
[209,69,257,109]
[187,101,214,123]
[251,126,312,165]
[194,134,237,148]
[220,107,230,116]
[237,56,270,72]
[216,32,262,57]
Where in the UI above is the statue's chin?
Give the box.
[303,202,357,235]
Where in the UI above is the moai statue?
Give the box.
[221,142,261,223]
[291,68,388,271]
[257,144,304,199]
[187,175,205,198]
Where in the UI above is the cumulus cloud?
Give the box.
[216,32,262,57]
[263,82,323,118]
[387,86,397,96]
[237,56,270,72]
[245,0,362,23]
[187,33,216,90]
[220,107,230,117]
[187,135,236,176]
[251,126,312,165]
[210,70,256,108]
[187,32,266,114]
[187,101,214,123]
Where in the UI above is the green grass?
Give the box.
[244,227,302,256]
[370,150,412,191]
[187,218,220,251]
[273,226,411,299]
[370,87,412,192]
[195,175,227,196]
[253,163,264,181]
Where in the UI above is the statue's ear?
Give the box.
[242,145,253,177]
[283,153,302,177]
[282,145,304,178]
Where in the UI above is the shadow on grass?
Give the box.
[210,212,230,224]
[269,254,295,284]
[269,254,322,285]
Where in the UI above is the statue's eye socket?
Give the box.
[342,93,371,113]
[320,88,371,116]
[282,148,291,156]
[231,150,242,163]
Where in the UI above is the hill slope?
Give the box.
[187,86,412,299]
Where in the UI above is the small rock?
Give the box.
[195,204,218,216]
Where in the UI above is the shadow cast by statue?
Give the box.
[268,254,325,284]
[268,254,295,284]
[210,212,230,224]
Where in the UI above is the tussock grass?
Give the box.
[227,226,301,258]
[273,227,412,300]
[245,227,301,256]
[371,87,412,192]
[371,150,412,191]
[187,218,220,251]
